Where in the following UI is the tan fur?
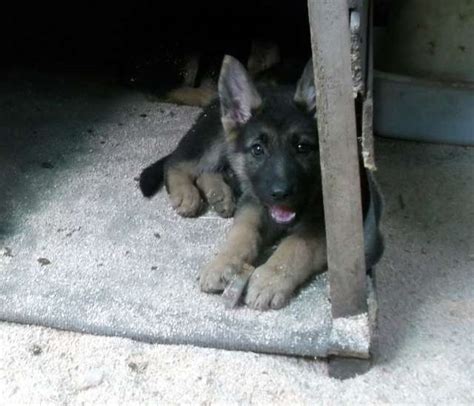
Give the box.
[200,204,263,292]
[245,228,327,310]
[166,162,202,217]
[166,86,216,107]
[195,173,235,218]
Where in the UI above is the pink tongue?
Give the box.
[270,205,296,224]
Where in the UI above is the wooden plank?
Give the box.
[307,0,368,317]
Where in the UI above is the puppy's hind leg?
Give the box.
[196,172,235,218]
[165,161,203,217]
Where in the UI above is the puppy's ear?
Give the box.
[294,58,317,113]
[218,55,262,134]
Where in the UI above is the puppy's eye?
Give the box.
[251,143,264,157]
[296,143,314,154]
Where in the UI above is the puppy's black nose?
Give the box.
[271,183,292,201]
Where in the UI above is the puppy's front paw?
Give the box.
[245,266,294,310]
[200,257,241,293]
[169,185,202,217]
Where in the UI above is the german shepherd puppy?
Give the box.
[139,55,381,310]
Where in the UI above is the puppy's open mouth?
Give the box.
[269,205,296,224]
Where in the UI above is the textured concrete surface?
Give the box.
[1,71,473,404]
[0,69,362,357]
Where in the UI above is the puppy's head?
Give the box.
[218,55,321,225]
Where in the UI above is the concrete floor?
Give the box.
[0,71,473,404]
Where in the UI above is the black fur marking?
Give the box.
[139,155,169,197]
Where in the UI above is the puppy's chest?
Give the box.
[261,213,294,242]
[261,206,324,243]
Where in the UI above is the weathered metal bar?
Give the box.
[307,0,368,317]
[350,1,369,96]
[361,0,377,170]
